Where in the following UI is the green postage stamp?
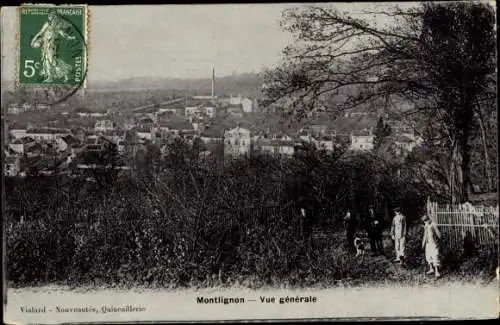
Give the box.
[17,4,88,88]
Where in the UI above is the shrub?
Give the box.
[5,152,496,287]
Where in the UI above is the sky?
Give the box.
[1,3,421,85]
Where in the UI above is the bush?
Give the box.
[5,151,496,288]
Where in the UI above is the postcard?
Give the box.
[1,2,498,324]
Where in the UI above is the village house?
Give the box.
[314,135,335,152]
[25,143,44,157]
[157,110,175,119]
[204,106,217,118]
[349,129,374,151]
[99,130,125,145]
[8,122,31,139]
[137,116,155,127]
[241,98,253,113]
[311,124,328,135]
[200,124,224,144]
[7,103,32,115]
[226,104,244,118]
[94,120,115,132]
[25,140,59,158]
[4,156,21,176]
[298,129,314,143]
[158,105,185,117]
[224,125,252,157]
[117,140,126,155]
[180,130,198,144]
[25,128,71,142]
[157,117,195,136]
[70,143,85,159]
[135,126,153,141]
[392,133,423,156]
[219,94,253,113]
[185,106,200,118]
[54,137,69,153]
[77,111,107,118]
[9,137,36,155]
[4,145,17,158]
[255,138,295,157]
[60,134,82,151]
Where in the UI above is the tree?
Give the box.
[263,2,496,203]
[373,116,392,150]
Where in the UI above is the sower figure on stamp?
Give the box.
[422,214,442,278]
[30,11,76,83]
[390,207,406,263]
[344,209,356,251]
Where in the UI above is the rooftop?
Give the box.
[5,156,19,164]
[8,122,31,130]
[256,139,295,147]
[27,128,71,134]
[158,117,193,130]
[12,137,35,144]
[61,135,81,146]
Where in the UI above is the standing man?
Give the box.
[422,214,442,278]
[300,207,313,246]
[300,207,306,237]
[344,209,356,250]
[300,207,310,238]
[367,206,384,255]
[390,207,407,263]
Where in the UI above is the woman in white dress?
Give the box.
[422,214,441,278]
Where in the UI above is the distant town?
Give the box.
[2,72,421,177]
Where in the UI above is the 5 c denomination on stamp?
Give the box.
[17,4,88,103]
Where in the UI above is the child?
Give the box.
[422,214,442,278]
[344,210,356,251]
[391,207,407,263]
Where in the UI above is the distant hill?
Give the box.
[89,72,264,99]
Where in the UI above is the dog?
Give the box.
[354,237,366,257]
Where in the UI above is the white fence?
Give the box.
[427,199,499,249]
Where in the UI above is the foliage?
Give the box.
[373,116,392,150]
[263,2,497,204]
[6,142,460,288]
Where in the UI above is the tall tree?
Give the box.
[373,116,392,150]
[263,2,496,203]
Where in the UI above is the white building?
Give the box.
[350,134,374,151]
[4,156,21,176]
[136,127,153,141]
[205,106,216,118]
[9,137,35,155]
[9,127,29,139]
[224,126,251,157]
[393,134,423,156]
[7,103,30,115]
[228,94,242,105]
[25,128,71,141]
[241,98,253,113]
[54,137,69,152]
[95,120,115,132]
[256,139,294,157]
[185,106,200,118]
[78,112,106,118]
[315,136,334,152]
